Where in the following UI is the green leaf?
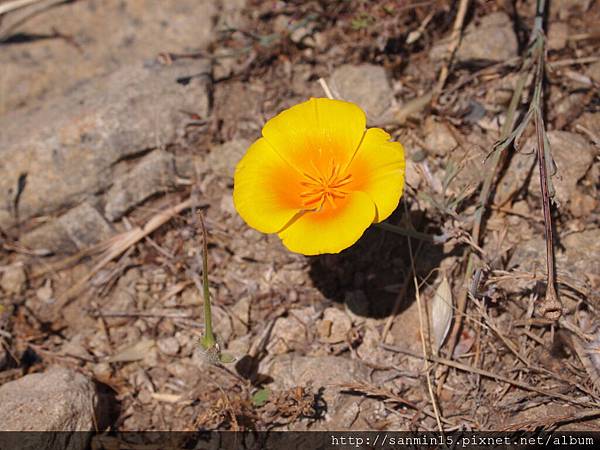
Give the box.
[218,352,237,364]
[251,388,270,407]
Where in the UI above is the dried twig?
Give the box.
[0,0,45,15]
[434,0,470,95]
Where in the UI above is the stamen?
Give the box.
[299,158,353,210]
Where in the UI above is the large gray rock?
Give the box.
[329,64,394,122]
[0,59,210,230]
[0,0,217,114]
[104,150,177,221]
[207,139,250,180]
[0,367,99,449]
[454,12,518,63]
[20,202,113,254]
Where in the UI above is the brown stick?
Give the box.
[434,0,470,95]
[532,22,562,319]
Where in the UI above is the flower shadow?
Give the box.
[307,209,444,319]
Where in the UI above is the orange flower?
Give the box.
[233,98,405,255]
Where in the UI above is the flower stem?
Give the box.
[198,212,216,350]
[375,222,446,244]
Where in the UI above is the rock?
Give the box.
[290,26,317,47]
[213,80,264,140]
[423,117,458,156]
[547,22,569,51]
[316,308,352,344]
[20,221,76,255]
[454,12,518,63]
[510,228,600,291]
[573,112,600,141]
[0,59,210,230]
[586,61,600,84]
[61,334,93,361]
[0,0,217,114]
[551,92,587,130]
[264,354,372,430]
[104,150,177,221]
[21,202,113,254]
[563,229,600,290]
[388,298,427,353]
[267,307,315,355]
[229,296,250,336]
[207,139,250,180]
[216,0,247,30]
[497,131,596,214]
[0,264,27,296]
[536,132,596,212]
[0,367,98,437]
[157,336,181,357]
[329,64,394,122]
[60,202,113,248]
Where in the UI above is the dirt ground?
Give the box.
[0,0,599,434]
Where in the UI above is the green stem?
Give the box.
[199,212,216,349]
[375,222,446,244]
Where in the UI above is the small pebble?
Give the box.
[157,337,180,356]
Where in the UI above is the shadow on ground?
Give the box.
[308,209,445,319]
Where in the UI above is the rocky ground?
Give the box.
[0,0,599,440]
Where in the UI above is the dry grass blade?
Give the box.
[434,0,470,94]
[0,0,45,15]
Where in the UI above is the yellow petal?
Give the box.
[346,128,405,222]
[233,138,305,233]
[278,191,375,255]
[261,98,366,175]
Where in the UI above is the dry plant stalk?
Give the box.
[434,0,470,95]
[445,0,561,371]
[492,0,561,320]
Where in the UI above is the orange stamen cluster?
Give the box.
[299,159,353,211]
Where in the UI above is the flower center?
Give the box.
[299,160,353,211]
